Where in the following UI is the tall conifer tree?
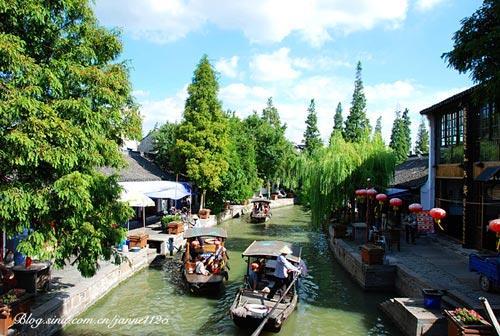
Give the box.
[175,55,229,209]
[329,102,343,145]
[414,118,429,155]
[303,99,322,155]
[389,109,412,163]
[344,61,370,142]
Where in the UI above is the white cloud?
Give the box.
[132,90,150,98]
[365,80,416,102]
[95,0,409,46]
[250,48,301,82]
[215,56,240,78]
[138,87,187,135]
[415,0,446,12]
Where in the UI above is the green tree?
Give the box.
[414,117,429,155]
[442,0,500,100]
[0,0,142,276]
[329,102,343,145]
[344,61,371,142]
[389,109,412,163]
[303,99,322,155]
[154,122,179,171]
[373,116,384,144]
[207,112,260,212]
[245,99,294,195]
[174,55,229,209]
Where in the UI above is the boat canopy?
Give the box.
[251,198,271,203]
[242,240,300,262]
[184,227,228,239]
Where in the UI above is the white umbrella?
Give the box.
[145,185,190,200]
[120,191,155,229]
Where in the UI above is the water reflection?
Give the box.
[61,206,401,336]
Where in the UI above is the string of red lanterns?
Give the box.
[488,218,500,251]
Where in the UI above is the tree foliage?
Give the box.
[329,102,343,145]
[207,112,260,212]
[373,116,384,144]
[153,122,179,171]
[389,109,412,163]
[284,133,395,227]
[246,98,294,184]
[344,61,371,142]
[303,99,322,155]
[442,0,500,100]
[174,55,229,207]
[0,0,142,276]
[414,117,429,155]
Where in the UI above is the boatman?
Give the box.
[266,251,300,300]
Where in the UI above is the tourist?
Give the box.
[195,256,209,276]
[405,212,417,244]
[248,262,260,290]
[213,240,227,261]
[189,240,199,260]
[266,251,300,300]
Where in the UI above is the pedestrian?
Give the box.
[405,212,417,244]
[266,251,300,300]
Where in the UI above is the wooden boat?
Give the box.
[249,198,271,223]
[230,240,302,333]
[182,227,229,293]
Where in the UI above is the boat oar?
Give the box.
[251,248,302,336]
[479,297,500,336]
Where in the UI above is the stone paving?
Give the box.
[382,233,500,311]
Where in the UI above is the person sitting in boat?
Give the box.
[213,240,227,261]
[248,262,260,290]
[189,240,200,260]
[266,251,300,300]
[195,256,209,276]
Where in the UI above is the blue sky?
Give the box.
[94,0,480,146]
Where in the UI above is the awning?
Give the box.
[119,191,155,207]
[386,188,412,198]
[119,181,191,200]
[184,227,228,239]
[475,166,500,182]
[242,240,301,262]
[251,198,271,203]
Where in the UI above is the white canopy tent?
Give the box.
[119,181,190,201]
[119,191,155,230]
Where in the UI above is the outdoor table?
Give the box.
[12,261,51,294]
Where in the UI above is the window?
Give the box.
[478,103,500,162]
[439,109,464,163]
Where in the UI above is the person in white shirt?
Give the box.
[195,256,209,276]
[266,252,300,300]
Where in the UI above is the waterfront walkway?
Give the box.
[381,233,500,311]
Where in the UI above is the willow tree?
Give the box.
[174,55,229,209]
[287,133,396,227]
[0,0,141,276]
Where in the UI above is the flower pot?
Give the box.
[444,310,494,336]
[198,209,211,219]
[360,244,384,265]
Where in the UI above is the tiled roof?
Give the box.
[420,86,476,115]
[391,155,429,190]
[101,150,175,182]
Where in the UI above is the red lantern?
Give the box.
[366,188,377,198]
[375,193,387,204]
[488,219,500,233]
[488,219,500,251]
[429,208,446,230]
[355,189,367,198]
[389,198,402,210]
[408,203,423,214]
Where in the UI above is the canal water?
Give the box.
[61,206,401,336]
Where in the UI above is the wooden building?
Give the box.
[420,86,500,250]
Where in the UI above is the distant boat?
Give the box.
[229,240,302,333]
[182,227,229,293]
[249,198,271,223]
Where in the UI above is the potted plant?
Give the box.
[0,289,30,335]
[198,208,211,219]
[444,308,494,336]
[161,214,181,232]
